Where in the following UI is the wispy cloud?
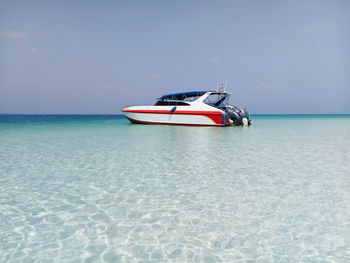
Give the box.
[0,30,26,38]
[151,73,162,79]
[208,57,219,63]
[255,82,273,91]
[31,47,47,54]
[8,78,43,86]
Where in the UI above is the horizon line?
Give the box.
[1,113,350,116]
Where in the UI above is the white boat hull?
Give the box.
[123,106,230,126]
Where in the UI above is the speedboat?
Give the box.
[122,90,251,126]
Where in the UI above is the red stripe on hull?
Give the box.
[126,117,228,127]
[123,109,229,125]
[122,109,223,115]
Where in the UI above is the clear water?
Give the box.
[1,115,349,262]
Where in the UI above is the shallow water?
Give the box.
[1,115,349,262]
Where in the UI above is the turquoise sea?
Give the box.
[0,115,349,262]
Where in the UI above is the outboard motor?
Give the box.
[224,105,251,126]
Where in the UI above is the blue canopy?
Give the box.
[158,91,208,100]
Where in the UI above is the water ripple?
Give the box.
[1,117,350,262]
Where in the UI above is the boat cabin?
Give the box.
[154,91,230,108]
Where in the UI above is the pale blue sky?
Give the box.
[1,0,349,114]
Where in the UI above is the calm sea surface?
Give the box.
[0,115,349,262]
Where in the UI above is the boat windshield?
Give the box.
[154,100,190,106]
[204,93,229,108]
[158,91,207,101]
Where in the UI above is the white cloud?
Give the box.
[0,30,26,38]
[255,82,273,91]
[8,78,43,86]
[8,78,31,83]
[208,57,219,63]
[31,47,47,54]
[151,73,162,79]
